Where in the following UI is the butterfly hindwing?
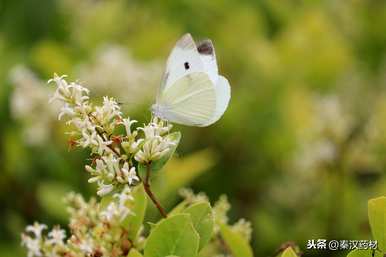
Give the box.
[158,72,216,126]
[205,75,231,126]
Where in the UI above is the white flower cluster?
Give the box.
[48,75,176,196]
[21,223,66,257]
[179,188,209,204]
[100,186,134,222]
[134,119,174,163]
[21,74,182,257]
[77,45,162,109]
[10,66,59,146]
[67,189,136,256]
[212,195,252,242]
[22,188,136,257]
[85,154,140,196]
[293,95,353,172]
[213,195,231,229]
[231,219,253,242]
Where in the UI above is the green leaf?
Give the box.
[169,200,189,215]
[281,247,297,257]
[147,222,158,230]
[144,214,199,257]
[220,223,254,257]
[183,202,214,250]
[139,132,181,174]
[368,196,386,252]
[347,249,380,257]
[122,185,148,240]
[127,249,143,257]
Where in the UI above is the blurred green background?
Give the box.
[1,0,386,256]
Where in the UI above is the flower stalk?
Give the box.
[143,163,168,218]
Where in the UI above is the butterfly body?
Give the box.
[153,33,230,127]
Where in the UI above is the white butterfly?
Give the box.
[151,33,231,127]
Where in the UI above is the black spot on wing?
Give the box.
[184,62,190,70]
[197,40,214,55]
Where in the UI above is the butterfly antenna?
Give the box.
[166,120,170,135]
[150,110,154,122]
[141,111,151,124]
[115,96,144,107]
[116,99,130,106]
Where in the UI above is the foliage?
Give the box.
[281,247,298,257]
[20,76,254,257]
[368,196,386,253]
[346,196,386,257]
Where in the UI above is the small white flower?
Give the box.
[85,159,107,184]
[133,147,146,163]
[47,227,66,245]
[73,101,92,117]
[121,138,142,154]
[95,134,113,155]
[93,96,122,128]
[69,83,89,103]
[102,154,121,180]
[114,186,134,206]
[67,117,94,132]
[121,163,139,185]
[48,75,90,106]
[58,104,75,120]
[78,237,94,254]
[21,235,42,257]
[100,186,134,222]
[95,158,106,172]
[120,118,137,136]
[87,176,100,183]
[100,202,118,221]
[128,166,139,185]
[140,124,157,139]
[96,182,114,196]
[134,137,174,163]
[48,74,69,103]
[80,130,98,148]
[26,222,47,239]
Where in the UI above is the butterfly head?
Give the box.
[151,103,167,120]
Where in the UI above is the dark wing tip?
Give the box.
[197,39,214,55]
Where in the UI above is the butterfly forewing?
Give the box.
[160,34,205,93]
[197,39,218,84]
